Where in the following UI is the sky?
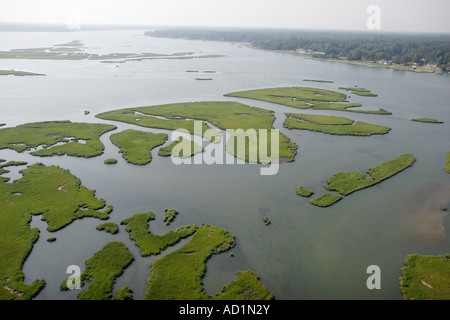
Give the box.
[1,0,449,33]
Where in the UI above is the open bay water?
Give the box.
[0,30,449,300]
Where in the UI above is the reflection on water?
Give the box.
[0,30,449,300]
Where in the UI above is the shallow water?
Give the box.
[0,30,449,300]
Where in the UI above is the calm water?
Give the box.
[0,30,449,300]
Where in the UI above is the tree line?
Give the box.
[146,28,450,71]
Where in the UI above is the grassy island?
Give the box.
[338,87,378,97]
[62,241,134,300]
[96,222,119,234]
[446,152,450,174]
[325,154,416,196]
[303,79,334,83]
[121,212,198,256]
[158,136,203,158]
[0,70,45,76]
[399,254,450,300]
[110,129,168,165]
[143,224,273,300]
[0,121,116,158]
[296,186,314,197]
[104,158,118,165]
[96,101,298,163]
[225,87,390,115]
[308,154,416,207]
[0,163,112,299]
[284,113,391,136]
[411,118,444,124]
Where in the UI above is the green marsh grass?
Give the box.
[110,129,168,165]
[284,113,391,136]
[399,254,450,300]
[121,212,197,256]
[0,163,112,299]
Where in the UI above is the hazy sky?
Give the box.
[1,0,449,33]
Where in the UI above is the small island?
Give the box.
[104,158,118,165]
[0,70,45,76]
[284,113,391,136]
[338,87,378,97]
[412,118,444,124]
[110,129,168,165]
[225,87,390,114]
[163,208,179,225]
[309,154,415,207]
[96,222,119,234]
[296,186,314,197]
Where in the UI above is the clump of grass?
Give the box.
[440,206,447,212]
[296,186,314,197]
[163,208,179,225]
[104,158,117,165]
[84,110,90,115]
[309,194,342,207]
[399,254,450,300]
[46,237,56,242]
[113,286,133,300]
[96,222,119,234]
[263,216,270,225]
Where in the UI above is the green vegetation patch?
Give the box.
[121,212,198,256]
[325,154,416,196]
[158,136,203,158]
[303,79,334,83]
[0,70,45,76]
[97,101,298,163]
[284,113,391,136]
[225,87,389,114]
[296,186,314,197]
[0,163,112,300]
[143,224,272,300]
[96,222,119,234]
[104,158,117,165]
[445,152,450,174]
[62,241,134,300]
[339,87,378,97]
[113,286,133,300]
[309,194,342,207]
[163,208,179,225]
[412,118,444,124]
[0,121,116,158]
[399,254,450,300]
[110,129,168,165]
